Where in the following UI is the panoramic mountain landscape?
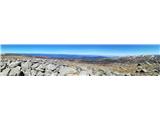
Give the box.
[0,45,159,76]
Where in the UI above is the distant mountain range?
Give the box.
[1,53,159,64]
[1,53,117,60]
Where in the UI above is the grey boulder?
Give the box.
[9,61,21,68]
[0,68,11,76]
[21,62,32,71]
[30,70,37,76]
[44,70,52,76]
[9,66,22,76]
[79,71,90,76]
[0,63,7,72]
[140,69,147,73]
[37,71,45,76]
[23,69,32,76]
[58,66,77,76]
[31,63,40,69]
[46,64,57,71]
[94,69,106,76]
[36,64,46,72]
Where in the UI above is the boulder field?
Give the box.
[0,55,159,76]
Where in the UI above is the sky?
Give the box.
[1,44,159,56]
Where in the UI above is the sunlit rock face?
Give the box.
[0,54,159,76]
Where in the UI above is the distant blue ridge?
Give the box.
[16,53,115,60]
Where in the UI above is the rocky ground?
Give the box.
[0,55,159,76]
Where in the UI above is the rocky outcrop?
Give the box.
[0,68,11,76]
[9,66,21,76]
[9,61,21,68]
[0,55,159,76]
[0,58,110,76]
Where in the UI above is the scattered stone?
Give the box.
[94,69,106,76]
[21,62,32,71]
[1,54,159,76]
[9,61,21,68]
[9,66,21,76]
[140,69,147,73]
[76,66,83,72]
[46,64,57,71]
[23,69,32,76]
[58,66,77,76]
[31,63,40,69]
[79,71,90,76]
[137,66,143,69]
[0,62,4,66]
[7,60,11,65]
[103,71,113,76]
[154,67,160,73]
[51,72,59,76]
[0,68,11,76]
[44,70,52,76]
[0,63,7,72]
[137,63,142,66]
[112,71,124,76]
[37,71,45,76]
[124,73,131,76]
[31,70,37,76]
[145,61,151,65]
[36,64,46,72]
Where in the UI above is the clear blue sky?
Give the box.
[1,44,159,56]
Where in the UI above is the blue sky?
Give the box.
[1,44,159,56]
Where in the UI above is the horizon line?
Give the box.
[1,52,159,57]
